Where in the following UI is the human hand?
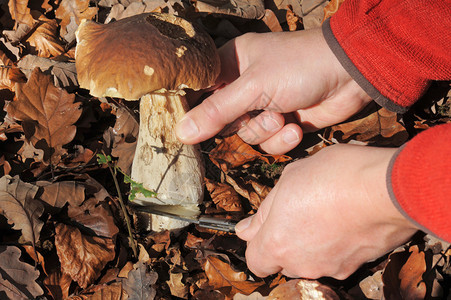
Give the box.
[176,28,372,154]
[235,144,418,279]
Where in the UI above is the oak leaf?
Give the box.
[195,0,265,19]
[209,134,290,172]
[203,255,264,297]
[329,107,408,146]
[43,269,73,300]
[104,107,139,175]
[0,175,43,244]
[68,198,119,239]
[121,260,158,300]
[55,223,116,289]
[322,0,345,23]
[55,0,98,38]
[38,180,86,209]
[0,245,44,299]
[167,272,189,299]
[205,178,243,212]
[0,50,26,91]
[226,175,270,210]
[6,68,82,162]
[267,279,340,299]
[8,0,34,29]
[26,14,65,58]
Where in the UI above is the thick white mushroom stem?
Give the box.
[131,93,204,232]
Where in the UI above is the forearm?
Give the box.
[322,0,451,113]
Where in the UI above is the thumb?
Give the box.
[235,193,275,241]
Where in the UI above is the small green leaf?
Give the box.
[97,153,112,165]
[123,174,157,201]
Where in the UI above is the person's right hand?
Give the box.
[176,28,373,154]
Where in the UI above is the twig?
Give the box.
[101,151,138,258]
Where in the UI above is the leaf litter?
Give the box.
[0,0,450,299]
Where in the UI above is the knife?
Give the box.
[130,203,239,233]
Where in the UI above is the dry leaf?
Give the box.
[209,134,290,172]
[55,223,116,288]
[261,9,282,32]
[203,255,264,297]
[329,107,408,146]
[121,260,158,300]
[167,272,189,299]
[104,107,139,175]
[83,282,125,300]
[6,68,82,162]
[55,0,98,38]
[322,0,345,23]
[26,14,65,58]
[205,178,243,212]
[195,0,265,19]
[0,49,25,91]
[38,180,85,208]
[43,269,73,300]
[359,270,383,300]
[18,54,78,89]
[286,5,302,31]
[226,175,270,210]
[8,0,34,29]
[267,279,340,299]
[68,198,119,239]
[0,175,43,244]
[398,246,427,299]
[0,245,44,299]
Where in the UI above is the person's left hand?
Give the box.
[235,144,418,279]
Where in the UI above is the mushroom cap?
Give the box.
[75,13,220,100]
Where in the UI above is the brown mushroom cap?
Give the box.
[75,13,220,100]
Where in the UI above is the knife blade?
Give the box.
[130,203,239,233]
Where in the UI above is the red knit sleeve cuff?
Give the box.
[322,18,407,113]
[322,0,451,113]
[387,123,451,242]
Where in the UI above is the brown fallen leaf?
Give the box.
[8,0,34,29]
[1,49,25,91]
[55,0,98,39]
[329,107,408,146]
[104,107,139,175]
[209,134,290,172]
[286,5,303,31]
[55,223,116,289]
[398,246,427,299]
[6,68,82,162]
[26,13,65,58]
[195,0,265,19]
[225,175,271,210]
[261,9,282,32]
[68,198,119,239]
[267,279,340,299]
[0,175,43,245]
[322,0,345,23]
[203,255,264,297]
[167,272,189,299]
[205,178,243,212]
[121,260,158,300]
[0,245,44,299]
[43,269,73,300]
[359,270,383,300]
[38,180,86,209]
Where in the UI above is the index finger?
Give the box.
[175,72,270,144]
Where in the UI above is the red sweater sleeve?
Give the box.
[387,123,451,242]
[322,0,451,113]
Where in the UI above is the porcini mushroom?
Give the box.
[75,13,220,231]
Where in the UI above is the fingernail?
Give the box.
[283,129,300,144]
[235,215,253,233]
[261,115,281,132]
[176,116,199,141]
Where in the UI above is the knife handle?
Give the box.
[198,216,238,233]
